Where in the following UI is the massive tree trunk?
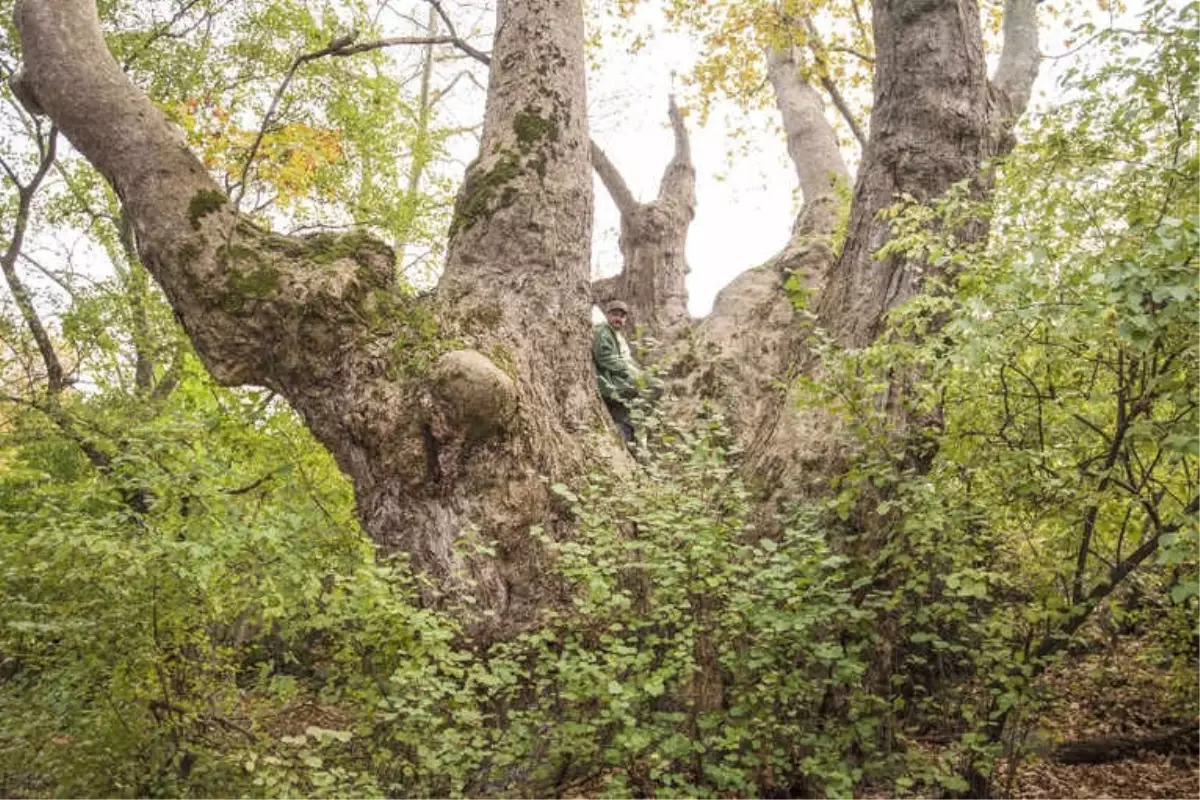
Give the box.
[11,0,1040,627]
[816,0,1039,345]
[12,0,604,628]
[590,95,695,340]
[689,0,1038,508]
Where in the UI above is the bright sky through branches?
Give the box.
[582,0,1130,315]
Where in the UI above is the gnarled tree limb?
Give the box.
[588,95,694,337]
[14,0,599,628]
[590,141,638,217]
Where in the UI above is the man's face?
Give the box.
[606,309,627,328]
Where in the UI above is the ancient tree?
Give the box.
[12,0,605,626]
[815,0,1041,347]
[11,0,1041,625]
[688,0,1040,503]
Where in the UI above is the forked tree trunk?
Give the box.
[12,0,605,629]
[690,41,850,501]
[712,0,1038,507]
[11,0,1040,632]
[590,95,695,340]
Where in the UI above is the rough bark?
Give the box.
[407,0,602,621]
[697,42,848,377]
[687,0,1040,512]
[686,41,850,501]
[815,0,1040,347]
[13,0,604,628]
[590,95,694,339]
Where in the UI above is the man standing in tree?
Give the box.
[593,300,640,445]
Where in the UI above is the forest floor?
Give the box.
[1006,632,1199,799]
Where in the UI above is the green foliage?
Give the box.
[798,0,1199,782]
[0,379,937,798]
[0,354,376,797]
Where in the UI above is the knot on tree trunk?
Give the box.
[427,349,517,443]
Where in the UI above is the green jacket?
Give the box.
[593,323,636,401]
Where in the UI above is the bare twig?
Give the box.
[231,30,489,206]
[827,44,873,64]
[421,0,492,65]
[120,0,211,70]
[803,19,867,149]
[18,252,80,300]
[1,127,65,394]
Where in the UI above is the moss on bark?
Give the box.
[187,189,226,230]
[513,109,558,150]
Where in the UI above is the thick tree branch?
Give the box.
[992,0,1040,120]
[17,0,600,627]
[590,141,638,216]
[667,94,691,167]
[589,96,695,336]
[656,94,696,210]
[9,0,433,487]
